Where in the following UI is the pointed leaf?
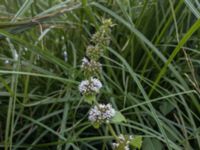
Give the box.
[84,95,95,104]
[130,136,143,149]
[92,122,100,129]
[111,111,126,123]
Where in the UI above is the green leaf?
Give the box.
[84,95,96,104]
[142,138,163,150]
[159,101,175,115]
[130,136,143,149]
[92,122,100,129]
[111,111,126,123]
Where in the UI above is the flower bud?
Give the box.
[91,19,113,46]
[86,45,102,60]
[81,57,102,77]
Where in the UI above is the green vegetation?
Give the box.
[0,0,199,150]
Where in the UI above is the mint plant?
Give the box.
[78,19,142,150]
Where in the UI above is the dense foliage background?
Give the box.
[0,0,200,149]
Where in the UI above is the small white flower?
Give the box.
[79,80,90,93]
[4,60,9,64]
[124,145,130,150]
[90,78,102,92]
[81,57,89,67]
[63,51,67,61]
[88,103,116,123]
[78,77,102,94]
[112,142,119,148]
[119,134,125,141]
[129,135,133,140]
[112,134,134,150]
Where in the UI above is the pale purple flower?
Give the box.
[88,103,116,123]
[79,77,102,95]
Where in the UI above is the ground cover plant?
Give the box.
[0,0,200,150]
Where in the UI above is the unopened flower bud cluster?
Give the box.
[86,45,102,61]
[112,134,133,150]
[81,57,102,77]
[91,19,113,46]
[79,19,113,79]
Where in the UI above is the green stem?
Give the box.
[108,124,118,141]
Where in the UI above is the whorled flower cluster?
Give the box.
[79,77,102,95]
[81,57,102,77]
[112,134,133,150]
[88,103,116,124]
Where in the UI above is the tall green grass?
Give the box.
[0,0,199,149]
